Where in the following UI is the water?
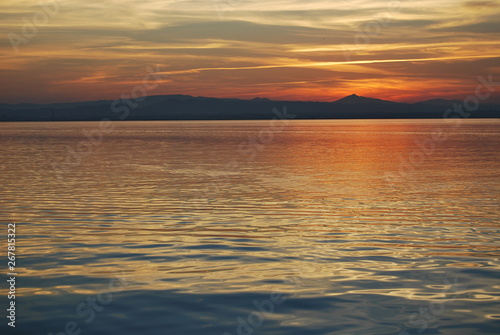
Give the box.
[1,119,499,335]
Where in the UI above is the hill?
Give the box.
[0,95,498,121]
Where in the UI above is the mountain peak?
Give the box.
[334,94,394,104]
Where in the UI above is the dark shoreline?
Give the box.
[1,94,499,121]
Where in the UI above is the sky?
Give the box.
[1,0,499,104]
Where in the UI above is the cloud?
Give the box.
[132,20,353,45]
[463,1,500,8]
[435,18,500,33]
[1,0,500,103]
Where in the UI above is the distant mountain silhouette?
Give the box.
[334,94,396,105]
[0,94,498,121]
[415,98,463,106]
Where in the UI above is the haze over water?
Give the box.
[1,119,499,335]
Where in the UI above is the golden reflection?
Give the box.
[2,120,499,317]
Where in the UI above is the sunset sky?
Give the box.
[1,0,499,104]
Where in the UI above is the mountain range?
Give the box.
[0,94,498,121]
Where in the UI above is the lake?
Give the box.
[1,119,499,335]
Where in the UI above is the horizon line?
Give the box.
[2,93,498,106]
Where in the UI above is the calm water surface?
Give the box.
[1,119,499,335]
